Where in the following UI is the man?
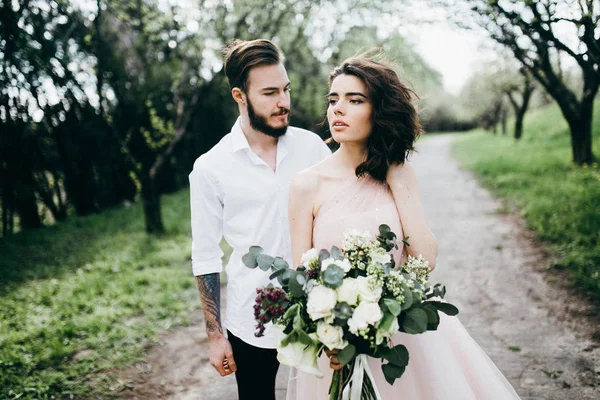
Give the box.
[189,39,331,400]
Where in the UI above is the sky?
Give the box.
[412,23,493,94]
[392,3,497,95]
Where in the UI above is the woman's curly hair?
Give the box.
[329,53,422,182]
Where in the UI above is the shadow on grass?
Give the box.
[0,189,190,293]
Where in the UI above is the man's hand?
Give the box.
[196,274,237,376]
[209,335,237,376]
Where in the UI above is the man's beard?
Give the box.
[247,98,290,138]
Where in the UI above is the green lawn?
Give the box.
[452,101,600,296]
[0,188,230,399]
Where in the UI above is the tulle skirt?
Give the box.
[287,314,520,400]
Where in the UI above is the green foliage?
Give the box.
[322,265,345,289]
[337,344,356,366]
[453,101,600,296]
[401,308,429,334]
[0,188,231,399]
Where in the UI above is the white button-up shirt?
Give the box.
[189,118,331,348]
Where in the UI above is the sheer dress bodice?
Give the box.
[287,174,521,400]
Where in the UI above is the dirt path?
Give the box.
[114,134,600,400]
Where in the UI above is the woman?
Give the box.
[286,54,520,399]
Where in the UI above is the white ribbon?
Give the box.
[341,355,383,400]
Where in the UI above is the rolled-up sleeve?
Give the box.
[189,159,224,276]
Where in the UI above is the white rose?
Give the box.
[307,285,337,320]
[277,341,323,377]
[301,248,319,267]
[369,249,391,265]
[348,301,382,334]
[336,278,359,306]
[357,276,383,303]
[321,257,352,273]
[316,322,348,350]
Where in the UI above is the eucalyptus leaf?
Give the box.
[379,224,391,235]
[288,271,307,298]
[333,302,353,323]
[401,236,410,247]
[319,249,331,262]
[277,269,293,286]
[402,307,428,334]
[382,298,402,316]
[337,344,356,366]
[428,301,459,316]
[422,304,440,325]
[322,265,345,289]
[386,344,409,367]
[269,267,287,281]
[382,363,406,385]
[383,261,394,274]
[242,245,263,269]
[273,257,289,271]
[400,286,413,310]
[257,254,275,271]
[378,311,395,331]
[296,273,307,286]
[331,246,343,260]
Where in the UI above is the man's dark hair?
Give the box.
[223,39,283,92]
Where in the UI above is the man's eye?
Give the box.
[265,92,276,96]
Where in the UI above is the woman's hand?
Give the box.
[325,348,344,371]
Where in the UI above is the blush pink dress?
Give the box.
[286,175,520,400]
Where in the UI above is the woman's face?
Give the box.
[327,74,373,145]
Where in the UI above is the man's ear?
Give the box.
[232,88,245,105]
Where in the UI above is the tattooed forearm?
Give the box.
[196,273,223,335]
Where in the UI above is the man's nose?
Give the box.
[278,91,290,109]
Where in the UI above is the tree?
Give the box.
[464,0,599,164]
[459,69,508,133]
[503,68,535,139]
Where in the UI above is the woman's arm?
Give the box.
[387,161,438,270]
[288,170,320,268]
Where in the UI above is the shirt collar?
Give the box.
[230,117,251,153]
[230,116,296,154]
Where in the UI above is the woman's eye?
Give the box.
[350,99,363,104]
[328,99,337,105]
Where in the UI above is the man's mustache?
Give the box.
[272,108,290,116]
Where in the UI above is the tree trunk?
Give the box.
[555,87,595,165]
[567,116,594,165]
[514,111,525,140]
[1,189,8,237]
[141,174,165,234]
[14,180,42,229]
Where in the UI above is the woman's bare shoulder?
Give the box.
[291,157,337,193]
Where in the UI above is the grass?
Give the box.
[0,188,231,399]
[452,101,600,297]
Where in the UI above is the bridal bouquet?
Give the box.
[243,225,458,400]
